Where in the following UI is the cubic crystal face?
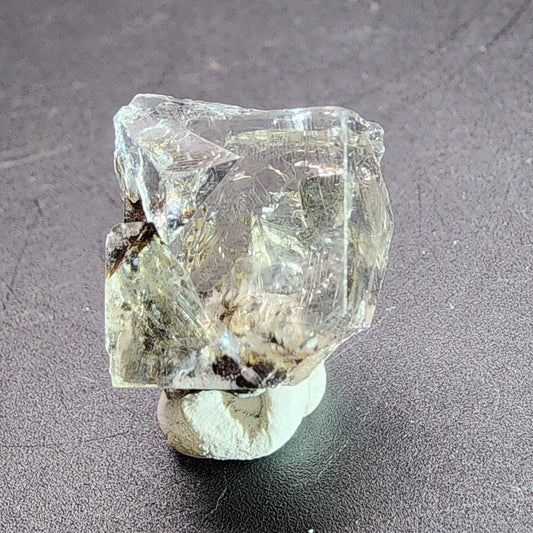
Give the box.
[106,95,393,389]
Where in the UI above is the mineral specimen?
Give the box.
[106,95,393,390]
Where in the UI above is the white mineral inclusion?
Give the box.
[157,362,327,460]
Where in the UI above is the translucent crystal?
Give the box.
[106,95,393,389]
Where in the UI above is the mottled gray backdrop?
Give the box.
[1,1,532,531]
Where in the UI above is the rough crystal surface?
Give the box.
[106,95,393,389]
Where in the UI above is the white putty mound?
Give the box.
[157,362,327,460]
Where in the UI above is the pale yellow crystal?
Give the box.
[106,96,393,389]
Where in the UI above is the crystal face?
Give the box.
[106,95,393,389]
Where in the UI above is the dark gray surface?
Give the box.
[1,0,532,531]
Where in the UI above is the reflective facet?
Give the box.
[106,95,393,389]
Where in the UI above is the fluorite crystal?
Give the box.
[105,95,393,390]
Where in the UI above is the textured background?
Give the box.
[1,0,532,531]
